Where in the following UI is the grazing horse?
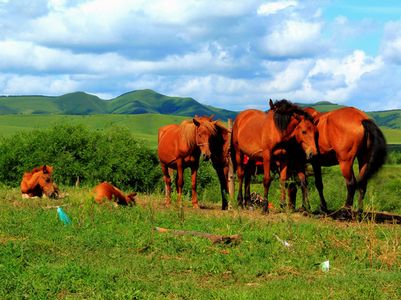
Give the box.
[158,115,229,209]
[93,182,136,206]
[232,100,317,213]
[20,165,59,198]
[304,107,387,213]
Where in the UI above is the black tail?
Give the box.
[359,120,387,184]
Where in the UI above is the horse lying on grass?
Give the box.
[93,182,137,206]
[20,165,59,198]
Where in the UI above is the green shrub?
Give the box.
[0,125,161,192]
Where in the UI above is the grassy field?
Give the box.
[0,164,400,299]
[0,114,187,147]
[1,115,400,148]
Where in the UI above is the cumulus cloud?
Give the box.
[381,20,401,64]
[257,0,297,16]
[260,20,325,59]
[0,0,400,111]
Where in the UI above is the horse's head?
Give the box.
[193,115,217,160]
[270,99,318,160]
[303,107,321,125]
[292,115,318,160]
[126,192,137,205]
[36,165,58,198]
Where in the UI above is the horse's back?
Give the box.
[93,182,126,204]
[158,124,181,165]
[317,107,369,157]
[233,109,275,157]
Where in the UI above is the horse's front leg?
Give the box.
[213,163,228,210]
[312,161,328,213]
[190,165,199,209]
[279,164,288,210]
[262,153,272,214]
[297,170,310,212]
[161,164,172,207]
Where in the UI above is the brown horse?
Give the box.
[232,99,318,213]
[20,165,59,198]
[208,119,231,210]
[304,106,387,213]
[158,115,230,209]
[93,182,136,206]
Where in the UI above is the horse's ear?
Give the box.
[193,118,200,127]
[269,99,274,110]
[209,114,215,120]
[42,165,49,174]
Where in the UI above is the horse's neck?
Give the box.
[280,117,298,141]
[23,172,41,187]
[179,123,197,150]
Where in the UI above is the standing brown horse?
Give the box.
[232,100,318,213]
[20,165,59,198]
[304,107,387,213]
[158,115,230,209]
[209,120,231,210]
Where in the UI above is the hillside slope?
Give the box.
[0,90,237,120]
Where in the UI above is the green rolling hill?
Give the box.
[0,89,237,120]
[0,90,401,146]
[1,90,401,129]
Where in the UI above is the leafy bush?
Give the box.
[0,125,161,192]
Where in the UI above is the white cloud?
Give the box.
[261,20,324,58]
[0,1,400,111]
[1,74,79,95]
[257,1,297,16]
[381,20,401,64]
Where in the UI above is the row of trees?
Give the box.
[0,125,219,197]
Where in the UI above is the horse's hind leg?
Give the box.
[357,155,369,213]
[161,164,172,207]
[262,154,272,214]
[244,161,255,207]
[339,160,357,209]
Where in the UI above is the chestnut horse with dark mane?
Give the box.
[20,165,59,198]
[93,182,136,206]
[304,106,387,213]
[158,115,231,209]
[232,100,318,213]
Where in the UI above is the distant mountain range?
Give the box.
[0,89,237,120]
[0,89,400,129]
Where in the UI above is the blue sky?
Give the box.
[1,0,401,111]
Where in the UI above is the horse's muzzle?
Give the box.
[305,148,316,160]
[202,153,211,161]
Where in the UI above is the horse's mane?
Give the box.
[179,119,197,148]
[272,99,313,132]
